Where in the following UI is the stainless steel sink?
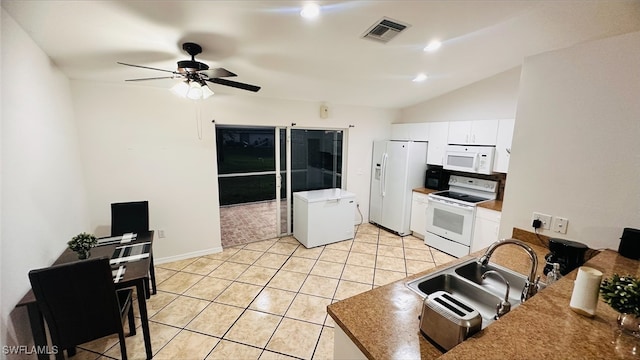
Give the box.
[412,273,503,325]
[406,258,534,328]
[454,260,528,305]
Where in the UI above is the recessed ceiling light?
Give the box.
[424,40,442,52]
[300,3,320,19]
[413,73,428,82]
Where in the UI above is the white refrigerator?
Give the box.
[369,141,427,236]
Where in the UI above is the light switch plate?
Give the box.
[552,217,568,234]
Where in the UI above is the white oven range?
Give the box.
[425,175,498,258]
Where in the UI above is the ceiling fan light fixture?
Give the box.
[171,81,190,97]
[187,81,203,100]
[202,84,214,99]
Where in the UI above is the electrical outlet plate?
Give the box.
[158,230,166,238]
[532,212,552,230]
[552,217,568,234]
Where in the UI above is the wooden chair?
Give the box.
[28,257,135,360]
[111,200,149,236]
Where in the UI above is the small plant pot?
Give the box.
[617,313,640,338]
[77,250,91,260]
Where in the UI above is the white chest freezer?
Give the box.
[293,188,356,248]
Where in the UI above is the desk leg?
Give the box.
[149,255,157,296]
[136,281,152,360]
[26,303,49,360]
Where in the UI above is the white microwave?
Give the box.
[443,145,495,175]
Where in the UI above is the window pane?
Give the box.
[218,175,275,206]
[216,127,275,174]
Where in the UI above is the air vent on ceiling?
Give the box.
[361,17,411,44]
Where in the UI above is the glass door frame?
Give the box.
[280,126,349,236]
[214,123,349,238]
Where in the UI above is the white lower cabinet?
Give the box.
[471,207,502,252]
[334,325,367,360]
[410,192,428,238]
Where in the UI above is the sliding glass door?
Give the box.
[216,125,344,241]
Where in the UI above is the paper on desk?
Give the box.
[110,242,150,265]
[112,265,126,283]
[121,233,135,243]
[96,233,138,246]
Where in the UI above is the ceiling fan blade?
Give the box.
[207,78,261,92]
[125,76,179,82]
[198,68,237,78]
[117,62,177,74]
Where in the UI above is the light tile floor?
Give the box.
[72,223,456,360]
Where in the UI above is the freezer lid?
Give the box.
[292,188,356,203]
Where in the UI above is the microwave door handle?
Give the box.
[472,153,479,171]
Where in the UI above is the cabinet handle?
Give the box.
[506,148,511,154]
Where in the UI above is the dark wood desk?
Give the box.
[16,231,155,360]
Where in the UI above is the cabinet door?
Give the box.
[447,121,472,145]
[391,123,429,141]
[470,120,499,145]
[426,122,449,165]
[493,119,515,173]
[471,207,501,252]
[410,192,428,238]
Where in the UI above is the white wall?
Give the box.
[499,31,640,250]
[70,80,396,263]
[1,9,89,351]
[399,67,521,123]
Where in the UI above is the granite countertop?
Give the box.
[413,187,440,195]
[477,200,502,212]
[327,240,640,359]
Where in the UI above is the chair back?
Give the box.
[28,257,123,349]
[111,200,149,236]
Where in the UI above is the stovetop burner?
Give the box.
[432,191,490,204]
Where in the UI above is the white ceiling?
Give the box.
[3,1,640,109]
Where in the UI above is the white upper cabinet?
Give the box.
[493,118,515,173]
[426,122,449,165]
[390,123,429,141]
[447,120,499,145]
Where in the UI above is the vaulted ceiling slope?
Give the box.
[3,1,640,109]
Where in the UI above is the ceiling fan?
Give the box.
[117,42,261,97]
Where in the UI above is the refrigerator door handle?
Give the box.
[381,152,388,197]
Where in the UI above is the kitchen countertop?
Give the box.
[327,238,639,359]
[413,187,440,195]
[477,199,502,212]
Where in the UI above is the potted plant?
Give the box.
[68,232,97,260]
[600,273,640,337]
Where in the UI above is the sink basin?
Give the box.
[454,261,528,304]
[413,273,503,325]
[406,258,535,328]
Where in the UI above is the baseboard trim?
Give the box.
[154,246,223,265]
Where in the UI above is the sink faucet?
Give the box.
[477,238,541,302]
[482,270,511,319]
